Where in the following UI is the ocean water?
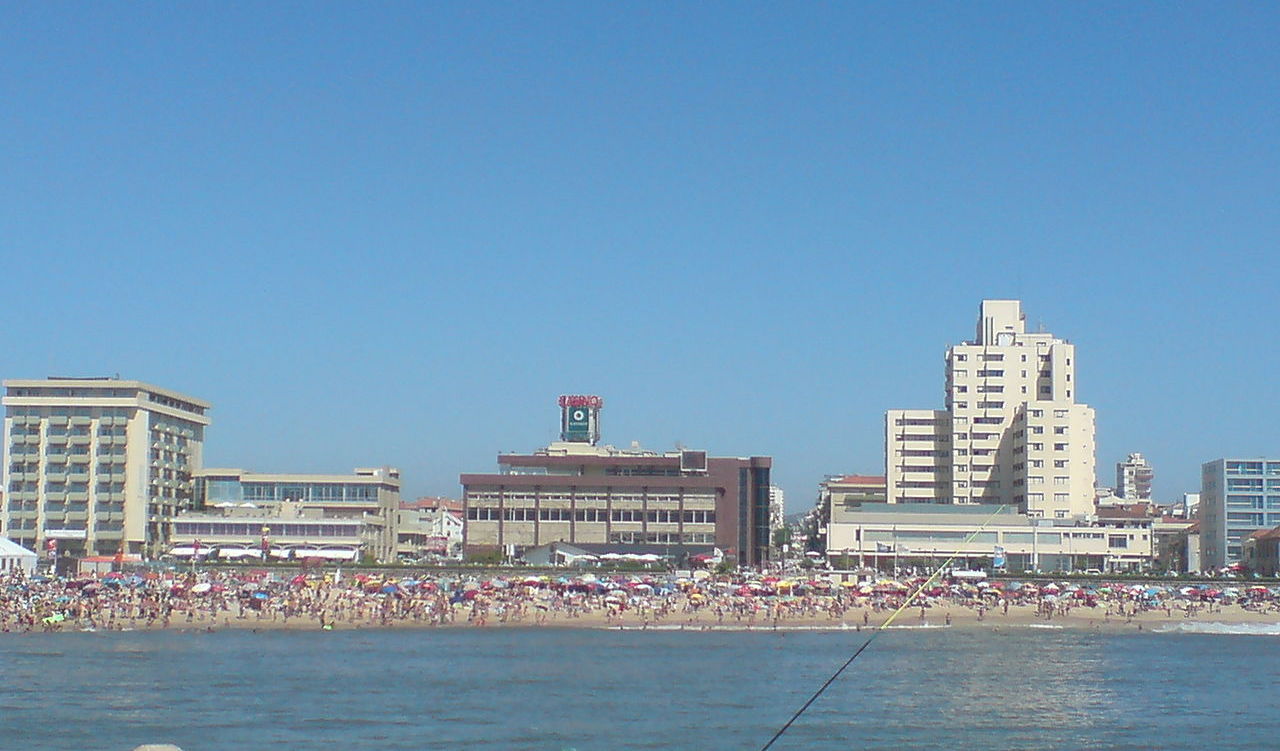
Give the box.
[1,626,1276,751]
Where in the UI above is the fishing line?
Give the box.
[757,504,1010,751]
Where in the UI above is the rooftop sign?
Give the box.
[558,395,603,409]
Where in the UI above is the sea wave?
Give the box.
[1156,622,1280,636]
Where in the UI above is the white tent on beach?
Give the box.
[0,538,38,575]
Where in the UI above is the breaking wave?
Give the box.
[1156,622,1280,636]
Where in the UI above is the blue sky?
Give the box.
[3,3,1278,509]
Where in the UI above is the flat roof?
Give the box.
[4,378,212,409]
[196,468,399,485]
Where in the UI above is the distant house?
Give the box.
[397,497,464,559]
[1243,527,1280,576]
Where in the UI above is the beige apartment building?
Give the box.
[2,378,210,558]
[886,300,1097,519]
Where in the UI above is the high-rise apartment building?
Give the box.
[886,300,1097,519]
[1116,453,1154,501]
[2,378,210,558]
[1200,458,1280,569]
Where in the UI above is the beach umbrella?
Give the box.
[190,582,212,594]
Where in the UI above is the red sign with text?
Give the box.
[558,395,603,408]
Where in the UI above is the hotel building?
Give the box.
[1200,458,1280,569]
[886,300,1097,519]
[2,378,210,558]
[461,396,773,566]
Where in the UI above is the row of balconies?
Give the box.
[148,478,191,490]
[151,422,194,435]
[12,507,126,519]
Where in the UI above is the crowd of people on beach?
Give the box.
[3,565,1280,634]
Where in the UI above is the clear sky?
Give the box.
[4,3,1279,510]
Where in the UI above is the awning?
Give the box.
[296,549,358,560]
[219,548,264,559]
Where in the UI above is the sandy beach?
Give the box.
[9,578,1280,635]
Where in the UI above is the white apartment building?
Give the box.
[886,300,1097,519]
[3,378,211,558]
[1116,452,1154,501]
